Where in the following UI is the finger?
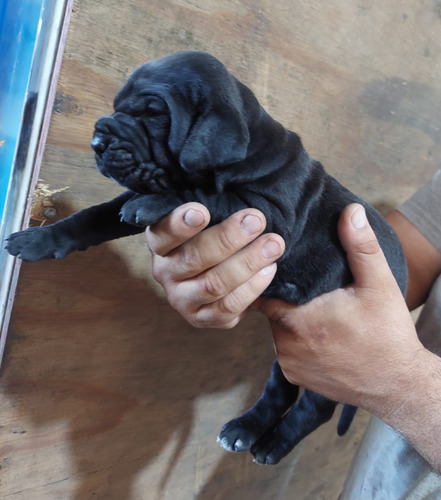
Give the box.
[338,204,399,291]
[146,203,210,256]
[193,263,279,329]
[176,233,285,305]
[165,208,268,280]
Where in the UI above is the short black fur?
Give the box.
[6,51,408,465]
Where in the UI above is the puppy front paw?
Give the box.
[120,193,182,227]
[119,200,152,227]
[6,226,72,262]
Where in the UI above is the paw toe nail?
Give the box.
[234,439,244,451]
[218,437,231,451]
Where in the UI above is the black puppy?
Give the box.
[7,51,407,465]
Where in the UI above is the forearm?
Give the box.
[383,211,441,470]
[386,210,441,310]
[372,348,441,472]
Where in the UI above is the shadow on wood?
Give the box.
[1,215,300,498]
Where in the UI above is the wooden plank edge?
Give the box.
[0,0,74,367]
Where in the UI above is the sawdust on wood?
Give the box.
[30,181,69,226]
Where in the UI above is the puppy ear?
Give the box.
[177,107,250,171]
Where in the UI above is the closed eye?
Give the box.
[139,95,167,116]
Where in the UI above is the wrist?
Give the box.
[373,348,435,421]
[391,349,441,421]
[349,340,430,421]
[365,347,441,470]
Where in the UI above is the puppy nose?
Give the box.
[91,135,108,154]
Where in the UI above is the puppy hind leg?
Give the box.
[337,404,358,436]
[251,390,337,465]
[218,360,299,453]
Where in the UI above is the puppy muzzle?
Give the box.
[91,113,170,193]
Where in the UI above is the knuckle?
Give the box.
[151,261,165,284]
[145,227,163,256]
[243,278,266,300]
[193,306,236,329]
[179,243,203,275]
[192,308,215,328]
[201,272,228,300]
[216,296,241,317]
[184,314,205,329]
[166,290,182,312]
[167,282,194,313]
[217,228,238,254]
[222,318,240,329]
[232,273,272,308]
[358,235,381,256]
[241,251,259,275]
[187,315,207,328]
[189,315,211,329]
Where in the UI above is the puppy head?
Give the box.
[92,51,253,193]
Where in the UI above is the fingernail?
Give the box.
[241,214,263,236]
[262,240,282,259]
[351,205,367,229]
[260,263,277,276]
[184,209,205,227]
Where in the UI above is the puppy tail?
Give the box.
[337,404,358,436]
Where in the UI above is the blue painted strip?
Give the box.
[0,0,45,219]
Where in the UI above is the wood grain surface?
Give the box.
[1,1,441,499]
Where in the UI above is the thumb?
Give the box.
[338,204,397,291]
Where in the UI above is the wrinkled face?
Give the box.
[91,94,175,193]
[90,51,251,193]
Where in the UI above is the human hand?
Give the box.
[146,203,285,328]
[254,204,427,418]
